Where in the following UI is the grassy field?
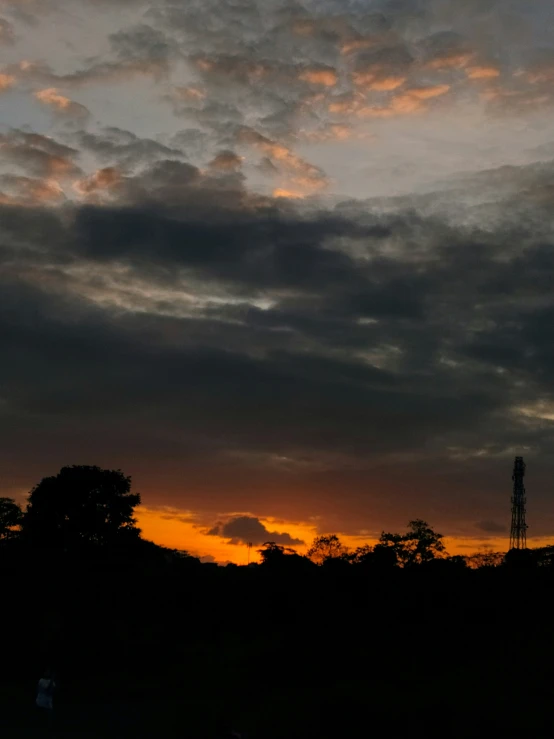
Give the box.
[2,565,554,737]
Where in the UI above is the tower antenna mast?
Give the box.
[510,456,527,550]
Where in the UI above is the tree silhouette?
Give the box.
[258,541,313,571]
[504,547,537,569]
[534,545,554,568]
[0,497,23,542]
[350,544,373,565]
[378,520,445,567]
[306,534,348,565]
[465,549,504,569]
[352,543,398,569]
[22,465,141,551]
[258,541,287,565]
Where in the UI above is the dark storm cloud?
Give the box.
[2,151,554,464]
[3,137,554,532]
[207,516,304,546]
[69,207,383,291]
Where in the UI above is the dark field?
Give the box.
[1,558,553,738]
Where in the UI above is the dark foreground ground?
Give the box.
[1,560,553,738]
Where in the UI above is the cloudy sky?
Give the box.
[2,0,554,562]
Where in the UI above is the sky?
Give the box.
[2,0,554,563]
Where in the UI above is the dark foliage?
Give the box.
[0,497,23,542]
[22,465,141,552]
[2,467,554,737]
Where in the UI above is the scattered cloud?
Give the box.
[237,127,328,194]
[34,88,89,118]
[209,150,243,171]
[299,67,338,87]
[466,65,501,80]
[207,516,304,546]
[0,175,64,206]
[73,167,122,198]
[0,130,80,177]
[0,72,15,90]
[357,83,451,118]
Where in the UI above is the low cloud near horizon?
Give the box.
[207,516,305,547]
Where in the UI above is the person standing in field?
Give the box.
[36,668,56,725]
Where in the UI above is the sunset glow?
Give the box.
[2,0,554,560]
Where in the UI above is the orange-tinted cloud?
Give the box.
[358,84,450,118]
[48,156,76,176]
[172,85,206,101]
[209,150,243,170]
[34,87,72,110]
[73,167,121,196]
[26,177,64,202]
[273,188,305,199]
[0,176,64,206]
[34,87,89,117]
[466,65,500,80]
[340,38,375,56]
[19,60,39,72]
[299,67,338,87]
[405,84,451,100]
[353,71,406,91]
[425,51,474,71]
[328,94,364,115]
[0,72,15,90]
[239,127,328,194]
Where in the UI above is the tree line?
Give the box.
[1,464,552,571]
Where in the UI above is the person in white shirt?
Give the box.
[36,668,56,717]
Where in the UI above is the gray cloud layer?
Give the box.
[2,0,554,539]
[2,131,554,536]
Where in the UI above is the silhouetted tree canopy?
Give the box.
[465,550,505,569]
[0,497,23,542]
[352,543,398,570]
[535,545,554,568]
[504,547,537,569]
[378,519,445,567]
[22,465,141,551]
[258,541,291,565]
[5,463,554,737]
[258,541,314,571]
[306,534,349,565]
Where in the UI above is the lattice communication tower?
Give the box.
[509,456,527,550]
